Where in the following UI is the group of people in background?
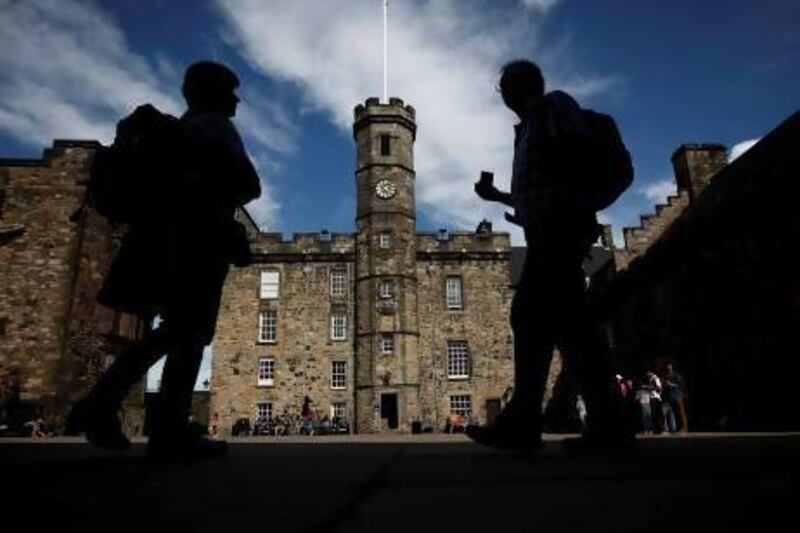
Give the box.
[610,363,689,434]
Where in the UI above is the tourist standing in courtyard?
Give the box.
[663,363,688,432]
[469,59,633,451]
[66,61,261,459]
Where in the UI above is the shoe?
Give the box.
[146,434,228,461]
[65,400,131,452]
[561,429,636,453]
[466,419,543,452]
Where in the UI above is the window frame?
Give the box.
[449,395,472,416]
[445,276,463,310]
[447,341,470,380]
[331,312,347,341]
[379,278,394,299]
[330,270,347,298]
[258,357,275,387]
[260,271,280,299]
[380,134,391,156]
[378,231,392,249]
[330,402,346,421]
[381,334,394,355]
[258,309,278,344]
[256,401,273,422]
[331,361,348,390]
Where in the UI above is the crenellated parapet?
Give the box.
[353,97,417,140]
[610,143,728,272]
[250,231,356,261]
[416,231,511,261]
[619,190,691,265]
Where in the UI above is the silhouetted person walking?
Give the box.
[468,59,632,451]
[66,61,260,459]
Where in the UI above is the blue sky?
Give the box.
[1,0,798,389]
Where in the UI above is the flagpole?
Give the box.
[383,0,388,103]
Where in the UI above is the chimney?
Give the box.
[671,144,727,203]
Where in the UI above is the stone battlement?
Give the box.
[247,230,511,259]
[611,142,728,271]
[354,97,416,119]
[416,231,511,256]
[353,97,417,140]
[250,231,356,256]
[619,190,691,264]
[0,140,101,190]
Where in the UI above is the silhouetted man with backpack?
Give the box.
[469,59,633,451]
[66,61,260,459]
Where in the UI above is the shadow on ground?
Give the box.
[2,435,797,532]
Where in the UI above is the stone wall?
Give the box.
[0,141,145,432]
[416,240,515,429]
[612,144,727,271]
[211,229,520,434]
[211,232,357,435]
[591,112,800,430]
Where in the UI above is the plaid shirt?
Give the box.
[510,90,593,232]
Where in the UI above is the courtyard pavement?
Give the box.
[1,433,797,532]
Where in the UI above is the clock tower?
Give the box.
[353,96,420,433]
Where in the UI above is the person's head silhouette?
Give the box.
[182,61,240,117]
[498,59,544,116]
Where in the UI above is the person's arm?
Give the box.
[232,155,261,206]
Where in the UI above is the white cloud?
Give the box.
[0,0,282,227]
[521,0,560,12]
[213,0,614,241]
[640,179,678,203]
[0,0,180,145]
[728,138,759,162]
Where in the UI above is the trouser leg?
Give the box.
[508,265,556,434]
[81,327,169,416]
[150,336,205,440]
[662,402,674,432]
[676,397,688,431]
[551,255,620,435]
[643,401,654,432]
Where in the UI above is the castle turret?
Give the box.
[353,97,419,433]
[671,144,727,203]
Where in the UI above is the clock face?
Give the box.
[375,179,397,199]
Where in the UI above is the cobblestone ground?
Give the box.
[2,433,797,532]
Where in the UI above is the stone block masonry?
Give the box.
[0,141,146,433]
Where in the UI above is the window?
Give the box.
[331,402,346,422]
[379,279,394,299]
[256,402,272,422]
[258,357,275,387]
[446,276,463,310]
[447,341,470,379]
[258,310,277,343]
[378,232,392,249]
[330,271,347,297]
[381,334,394,355]
[260,271,280,299]
[331,313,347,341]
[380,134,391,156]
[450,395,472,416]
[331,361,347,390]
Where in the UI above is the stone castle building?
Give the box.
[212,98,516,434]
[5,93,789,436]
[590,111,800,431]
[0,141,147,433]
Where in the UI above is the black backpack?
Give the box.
[78,104,184,225]
[580,110,634,211]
